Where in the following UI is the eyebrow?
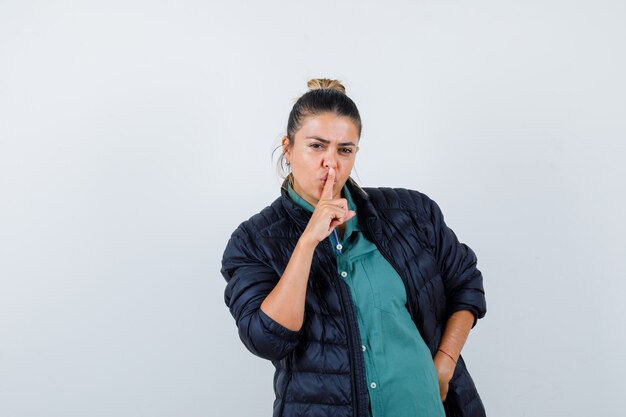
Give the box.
[305,136,357,146]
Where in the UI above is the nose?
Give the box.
[323,152,338,169]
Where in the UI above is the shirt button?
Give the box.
[340,271,347,278]
[370,382,377,389]
[362,345,367,352]
[336,243,343,251]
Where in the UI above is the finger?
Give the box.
[326,208,346,231]
[325,207,344,225]
[332,198,348,211]
[321,197,347,211]
[329,215,348,231]
[331,211,352,227]
[322,167,336,201]
[330,210,353,228]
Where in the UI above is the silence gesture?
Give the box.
[301,167,356,246]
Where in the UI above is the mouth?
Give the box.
[321,177,337,183]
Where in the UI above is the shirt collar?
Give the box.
[286,179,362,237]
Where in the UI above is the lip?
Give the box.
[321,177,337,183]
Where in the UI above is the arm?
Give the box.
[256,167,355,332]
[430,197,486,327]
[259,235,317,332]
[428,196,486,400]
[221,168,354,361]
[434,309,474,401]
[221,231,309,362]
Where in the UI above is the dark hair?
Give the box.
[275,78,362,181]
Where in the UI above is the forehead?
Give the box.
[296,113,359,143]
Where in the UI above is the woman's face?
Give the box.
[282,112,360,207]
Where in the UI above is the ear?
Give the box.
[281,135,291,157]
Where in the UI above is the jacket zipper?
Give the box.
[323,239,364,417]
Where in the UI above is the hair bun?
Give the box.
[307,78,346,94]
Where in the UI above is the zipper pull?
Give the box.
[331,228,342,255]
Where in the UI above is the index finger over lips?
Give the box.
[321,167,336,201]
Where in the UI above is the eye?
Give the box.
[309,143,323,149]
[340,148,353,154]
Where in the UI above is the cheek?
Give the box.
[297,157,318,172]
[292,163,317,182]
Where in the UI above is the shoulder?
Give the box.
[227,196,289,241]
[361,186,438,221]
[222,195,295,262]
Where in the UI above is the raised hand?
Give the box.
[258,168,355,331]
[301,167,356,246]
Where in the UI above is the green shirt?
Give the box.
[287,181,445,417]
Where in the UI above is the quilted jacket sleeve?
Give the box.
[220,228,303,361]
[429,197,487,328]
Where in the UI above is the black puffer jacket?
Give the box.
[220,177,487,417]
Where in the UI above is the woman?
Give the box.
[220,78,487,417]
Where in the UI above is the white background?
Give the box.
[1,1,625,416]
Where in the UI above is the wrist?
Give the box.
[435,350,456,368]
[298,233,319,251]
[437,348,457,365]
[434,351,456,381]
